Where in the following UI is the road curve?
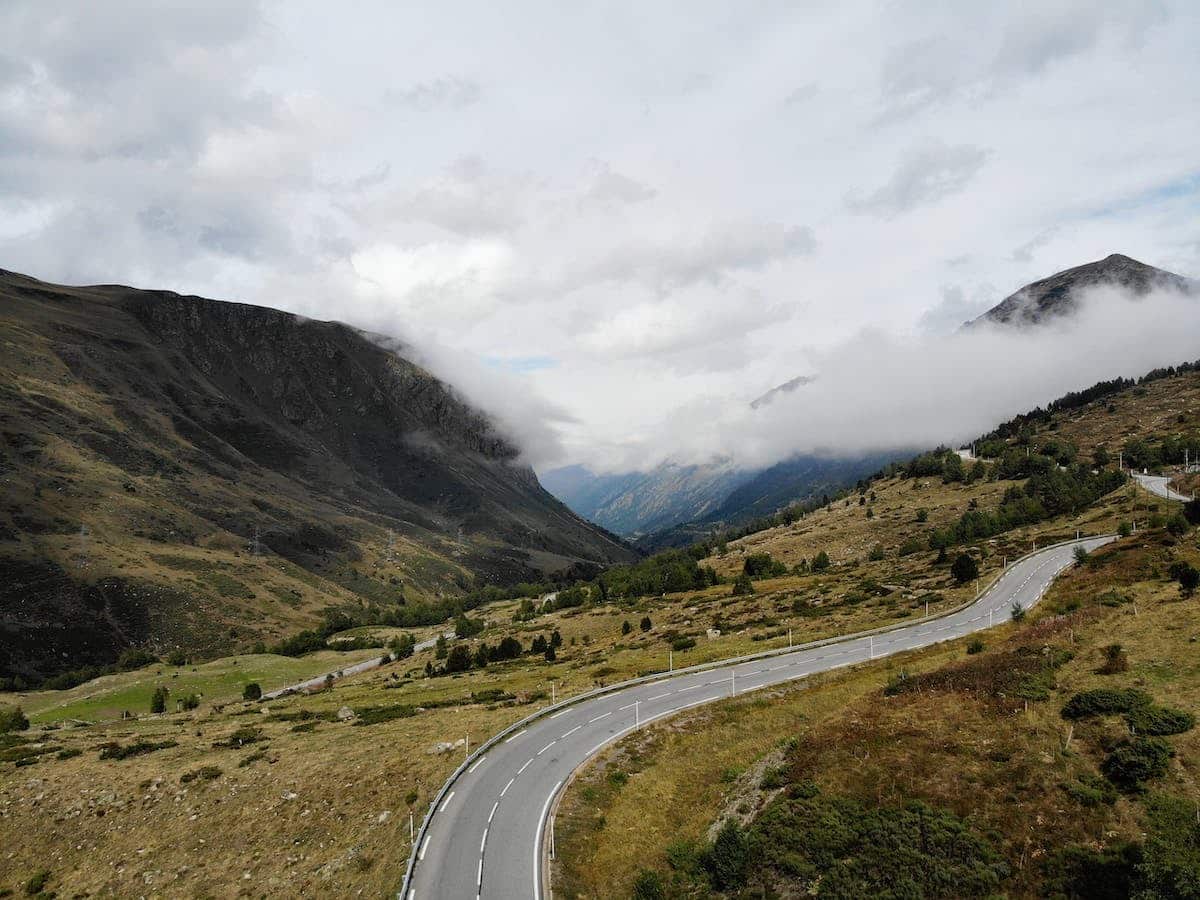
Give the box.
[1134,472,1191,503]
[404,535,1112,900]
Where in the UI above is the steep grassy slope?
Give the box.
[554,520,1200,899]
[0,268,633,683]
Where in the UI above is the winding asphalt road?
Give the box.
[403,535,1112,900]
[1134,472,1191,503]
[263,631,452,700]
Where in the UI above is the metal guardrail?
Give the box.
[397,532,1109,899]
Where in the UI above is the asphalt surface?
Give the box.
[405,535,1112,900]
[1134,472,1191,503]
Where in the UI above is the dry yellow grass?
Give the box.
[552,530,1200,898]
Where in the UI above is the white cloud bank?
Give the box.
[613,286,1199,472]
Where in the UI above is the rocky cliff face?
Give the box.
[971,253,1194,327]
[0,269,634,682]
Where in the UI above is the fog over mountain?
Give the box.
[2,3,1200,482]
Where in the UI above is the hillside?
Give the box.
[0,360,1195,897]
[0,268,634,684]
[971,252,1194,327]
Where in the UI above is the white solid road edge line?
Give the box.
[532,780,563,900]
[467,756,486,774]
[418,835,430,860]
[401,535,1109,899]
[505,729,528,743]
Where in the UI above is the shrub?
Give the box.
[1061,688,1152,719]
[179,694,200,711]
[23,870,50,895]
[0,706,29,734]
[166,649,188,666]
[702,819,750,890]
[212,726,262,749]
[951,553,979,584]
[55,747,82,761]
[966,639,984,655]
[150,686,169,714]
[1061,773,1118,808]
[1073,545,1090,565]
[1166,513,1190,536]
[621,620,632,635]
[916,508,928,523]
[867,543,886,562]
[1118,521,1133,537]
[1138,792,1200,896]
[630,869,665,900]
[179,765,222,784]
[810,551,831,572]
[898,536,924,557]
[640,616,652,632]
[1125,705,1195,736]
[743,553,786,578]
[1010,601,1025,623]
[671,636,697,652]
[1097,644,1129,674]
[117,648,157,670]
[1101,737,1173,791]
[354,704,417,726]
[1041,842,1140,899]
[98,739,178,760]
[242,682,262,701]
[730,574,755,596]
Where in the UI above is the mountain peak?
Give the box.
[970,253,1193,327]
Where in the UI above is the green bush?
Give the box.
[743,552,787,578]
[179,694,200,711]
[117,648,158,670]
[730,574,755,596]
[166,649,188,666]
[1125,705,1195,736]
[1137,792,1200,896]
[98,739,178,760]
[179,765,222,784]
[670,636,697,652]
[23,870,50,896]
[150,686,169,714]
[810,551,831,572]
[898,536,925,557]
[1061,774,1118,808]
[951,553,979,584]
[867,543,886,561]
[353,704,417,726]
[0,706,29,734]
[966,639,984,655]
[1061,688,1152,720]
[242,682,262,701]
[702,819,751,890]
[748,793,1007,896]
[1041,842,1141,899]
[1101,737,1174,792]
[630,869,665,900]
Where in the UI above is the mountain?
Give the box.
[634,451,902,550]
[0,268,635,684]
[539,462,751,538]
[971,252,1194,327]
[749,374,816,410]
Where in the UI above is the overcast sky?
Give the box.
[3,2,1199,472]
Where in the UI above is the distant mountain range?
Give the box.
[545,252,1196,546]
[0,268,634,683]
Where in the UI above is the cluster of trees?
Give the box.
[599,549,721,600]
[429,630,563,677]
[929,464,1126,549]
[1122,433,1200,471]
[742,553,787,578]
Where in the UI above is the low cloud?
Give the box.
[577,285,1199,472]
